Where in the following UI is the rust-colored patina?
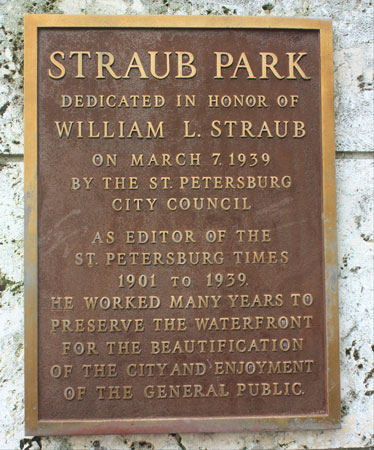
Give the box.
[24,15,339,435]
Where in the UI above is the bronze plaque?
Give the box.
[24,15,340,435]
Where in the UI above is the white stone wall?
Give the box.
[0,1,373,449]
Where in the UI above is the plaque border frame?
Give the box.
[24,14,340,436]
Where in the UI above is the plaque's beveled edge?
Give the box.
[320,18,341,428]
[24,13,39,436]
[24,14,340,436]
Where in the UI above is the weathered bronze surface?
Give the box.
[24,15,340,435]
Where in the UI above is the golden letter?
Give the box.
[260,52,284,79]
[214,52,233,79]
[48,51,65,79]
[96,52,121,79]
[149,51,171,79]
[69,51,91,78]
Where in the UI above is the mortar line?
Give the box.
[335,151,374,160]
[0,154,24,164]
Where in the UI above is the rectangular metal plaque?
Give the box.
[24,15,340,435]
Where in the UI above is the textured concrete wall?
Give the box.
[0,1,373,449]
